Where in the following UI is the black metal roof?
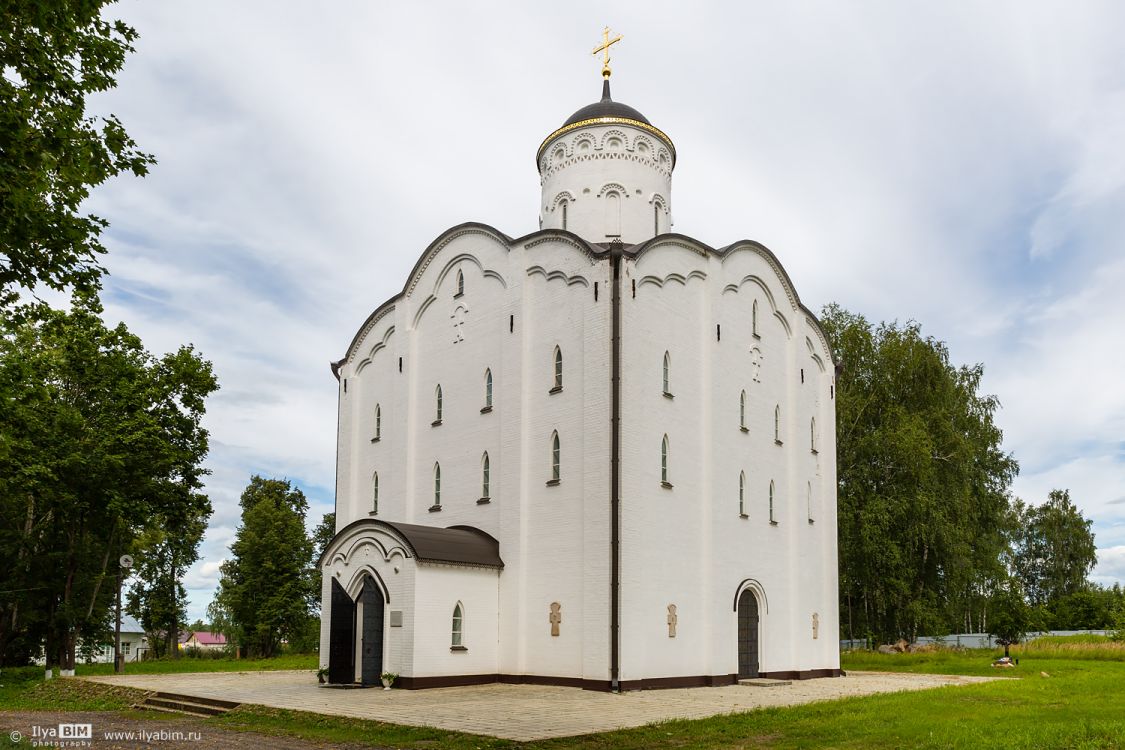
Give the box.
[381,521,503,569]
[561,79,651,127]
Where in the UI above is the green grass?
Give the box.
[74,652,317,676]
[0,666,144,711]
[4,649,1124,748]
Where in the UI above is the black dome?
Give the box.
[561,79,651,127]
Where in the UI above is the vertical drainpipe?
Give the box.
[609,240,623,692]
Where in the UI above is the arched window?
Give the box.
[769,480,776,524]
[484,368,493,409]
[481,452,490,499]
[662,351,671,394]
[455,269,464,297]
[739,471,746,516]
[774,405,781,443]
[374,404,381,440]
[435,385,443,422]
[807,481,814,522]
[372,472,379,515]
[553,346,563,390]
[550,431,561,482]
[433,462,442,507]
[810,417,817,452]
[752,300,759,337]
[661,434,670,484]
[740,390,747,430]
[653,203,660,236]
[451,602,463,647]
[561,199,569,231]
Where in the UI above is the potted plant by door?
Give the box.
[380,671,397,690]
[316,667,329,684]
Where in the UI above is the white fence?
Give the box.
[842,629,1110,651]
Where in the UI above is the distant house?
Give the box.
[179,631,227,651]
[38,615,148,665]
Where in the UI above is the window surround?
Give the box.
[483,368,493,412]
[547,430,561,485]
[371,404,381,443]
[479,452,491,504]
[739,471,747,518]
[660,434,672,488]
[662,351,673,398]
[769,479,778,525]
[551,346,563,392]
[370,472,379,516]
[429,462,442,512]
[450,602,466,651]
[433,385,443,427]
[739,390,748,432]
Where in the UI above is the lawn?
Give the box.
[3,642,1124,748]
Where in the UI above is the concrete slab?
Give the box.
[84,670,999,741]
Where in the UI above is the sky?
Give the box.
[80,1,1125,622]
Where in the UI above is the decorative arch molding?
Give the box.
[630,233,836,365]
[551,191,576,209]
[523,232,603,260]
[732,578,769,614]
[597,182,628,199]
[330,534,410,569]
[430,253,508,297]
[405,225,512,299]
[411,294,437,330]
[649,193,669,213]
[806,336,826,372]
[637,270,707,289]
[598,128,631,150]
[538,150,672,183]
[721,275,780,312]
[526,265,591,287]
[355,325,396,375]
[342,304,395,369]
[773,309,793,339]
[343,566,391,603]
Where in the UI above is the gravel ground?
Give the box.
[0,711,374,750]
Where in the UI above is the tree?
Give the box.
[208,477,317,658]
[125,491,210,658]
[1,1,154,305]
[988,585,1031,658]
[1011,490,1098,609]
[821,304,1018,643]
[0,293,216,668]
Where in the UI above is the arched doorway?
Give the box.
[737,588,760,678]
[358,576,384,685]
[327,578,355,684]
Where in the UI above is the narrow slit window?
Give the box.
[372,472,379,514]
[807,481,814,522]
[435,385,444,422]
[653,204,659,235]
[752,300,759,336]
[811,417,817,452]
[774,405,781,442]
[550,431,561,481]
[769,480,776,523]
[484,368,493,408]
[455,269,464,297]
[374,404,381,440]
[553,346,563,389]
[434,463,442,507]
[481,452,490,499]
[739,471,746,516]
[451,603,463,646]
[662,351,671,394]
[661,434,670,484]
[740,390,747,430]
[561,200,568,231]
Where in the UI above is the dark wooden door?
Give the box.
[737,589,760,678]
[328,578,355,684]
[359,577,384,685]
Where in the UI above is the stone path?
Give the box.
[85,670,998,742]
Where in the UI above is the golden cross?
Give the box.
[592,26,622,79]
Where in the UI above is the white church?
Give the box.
[319,37,841,690]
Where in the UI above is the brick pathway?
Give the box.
[84,670,997,741]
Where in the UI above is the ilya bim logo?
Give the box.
[15,723,93,746]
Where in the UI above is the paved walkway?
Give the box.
[85,670,997,741]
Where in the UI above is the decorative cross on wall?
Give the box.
[451,304,468,344]
[549,602,562,637]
